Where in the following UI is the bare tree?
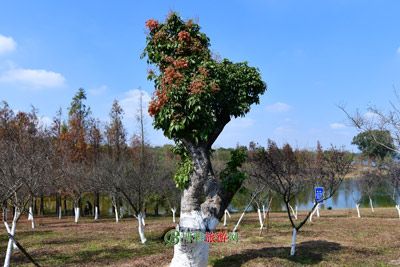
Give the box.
[0,104,53,266]
[250,140,352,256]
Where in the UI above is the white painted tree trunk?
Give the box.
[369,197,374,212]
[289,204,298,220]
[316,203,320,218]
[58,205,62,220]
[74,207,80,223]
[4,208,20,267]
[223,209,230,227]
[395,205,400,219]
[356,203,361,218]
[137,213,147,244]
[28,206,35,229]
[309,205,318,222]
[262,205,266,219]
[171,207,176,223]
[114,204,119,223]
[257,208,264,230]
[290,228,297,256]
[94,206,99,220]
[170,210,218,267]
[233,210,246,232]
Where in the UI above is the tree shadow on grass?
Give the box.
[213,240,342,267]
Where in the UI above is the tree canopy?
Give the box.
[351,130,395,161]
[142,13,266,148]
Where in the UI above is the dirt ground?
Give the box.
[0,207,399,266]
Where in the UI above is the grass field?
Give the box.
[0,208,399,266]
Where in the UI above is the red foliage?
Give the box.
[173,59,189,69]
[145,19,159,31]
[189,79,205,94]
[178,31,191,42]
[198,67,209,77]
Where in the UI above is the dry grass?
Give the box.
[0,208,399,266]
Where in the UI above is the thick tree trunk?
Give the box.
[170,143,244,267]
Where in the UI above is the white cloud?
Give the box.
[330,122,346,129]
[89,85,107,96]
[228,117,255,128]
[0,68,66,89]
[265,102,291,112]
[0,34,16,55]
[120,89,151,119]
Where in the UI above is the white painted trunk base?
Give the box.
[356,203,361,218]
[170,211,215,267]
[137,213,147,244]
[395,205,400,219]
[171,208,176,223]
[290,228,297,256]
[369,197,374,212]
[28,206,35,229]
[4,209,20,267]
[289,204,298,220]
[74,207,80,223]
[257,208,264,230]
[58,205,62,220]
[223,209,231,227]
[262,205,266,219]
[114,205,119,223]
[94,206,99,220]
[309,204,319,222]
[316,204,320,217]
[233,211,246,232]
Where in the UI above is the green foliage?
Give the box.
[221,147,248,192]
[352,130,395,160]
[142,12,266,145]
[68,88,91,120]
[173,156,193,189]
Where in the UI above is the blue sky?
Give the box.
[0,1,399,151]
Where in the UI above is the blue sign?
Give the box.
[315,187,324,203]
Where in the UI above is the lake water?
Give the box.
[232,178,400,212]
[39,179,399,216]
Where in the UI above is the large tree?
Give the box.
[351,130,395,164]
[142,13,266,266]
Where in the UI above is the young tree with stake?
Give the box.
[250,140,352,256]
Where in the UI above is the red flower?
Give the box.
[178,31,191,42]
[145,19,159,31]
[173,59,189,69]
